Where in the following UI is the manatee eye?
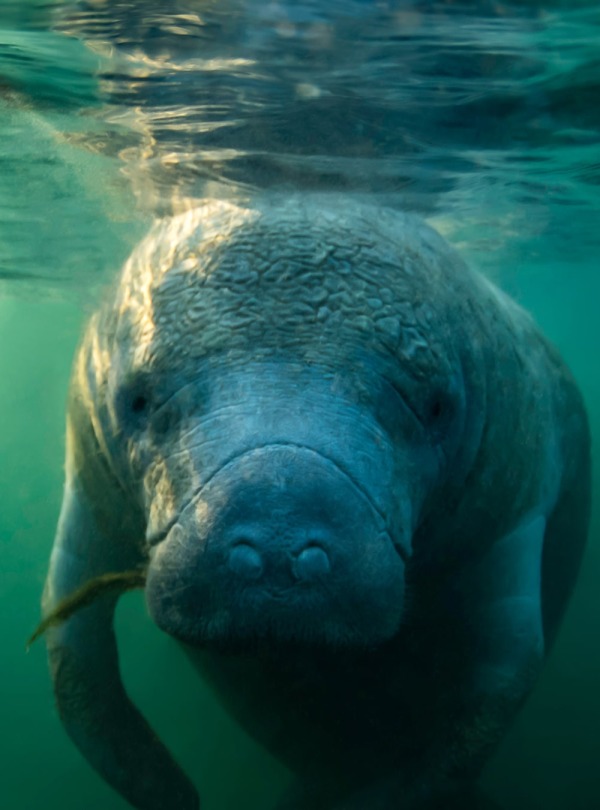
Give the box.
[131,395,149,414]
[428,397,444,422]
[116,376,154,429]
[126,389,152,427]
[424,384,459,444]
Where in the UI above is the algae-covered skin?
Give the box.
[41,197,590,809]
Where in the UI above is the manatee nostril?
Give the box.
[228,543,264,580]
[293,545,331,581]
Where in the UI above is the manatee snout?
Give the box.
[146,444,406,649]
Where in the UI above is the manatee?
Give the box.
[41,197,590,810]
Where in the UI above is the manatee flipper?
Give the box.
[401,515,547,796]
[456,513,546,694]
[286,516,547,810]
[44,476,199,810]
[403,515,547,804]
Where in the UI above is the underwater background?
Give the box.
[1,1,599,808]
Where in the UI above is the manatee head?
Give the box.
[82,196,480,651]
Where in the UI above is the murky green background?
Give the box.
[1,1,599,808]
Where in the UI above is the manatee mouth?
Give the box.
[145,442,408,649]
[146,441,408,563]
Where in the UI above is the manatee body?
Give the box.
[43,198,590,810]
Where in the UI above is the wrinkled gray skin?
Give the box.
[43,197,590,810]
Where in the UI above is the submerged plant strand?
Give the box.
[26,569,147,650]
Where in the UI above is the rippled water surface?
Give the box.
[1,2,599,809]
[2,0,599,285]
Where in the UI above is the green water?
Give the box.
[1,2,599,809]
